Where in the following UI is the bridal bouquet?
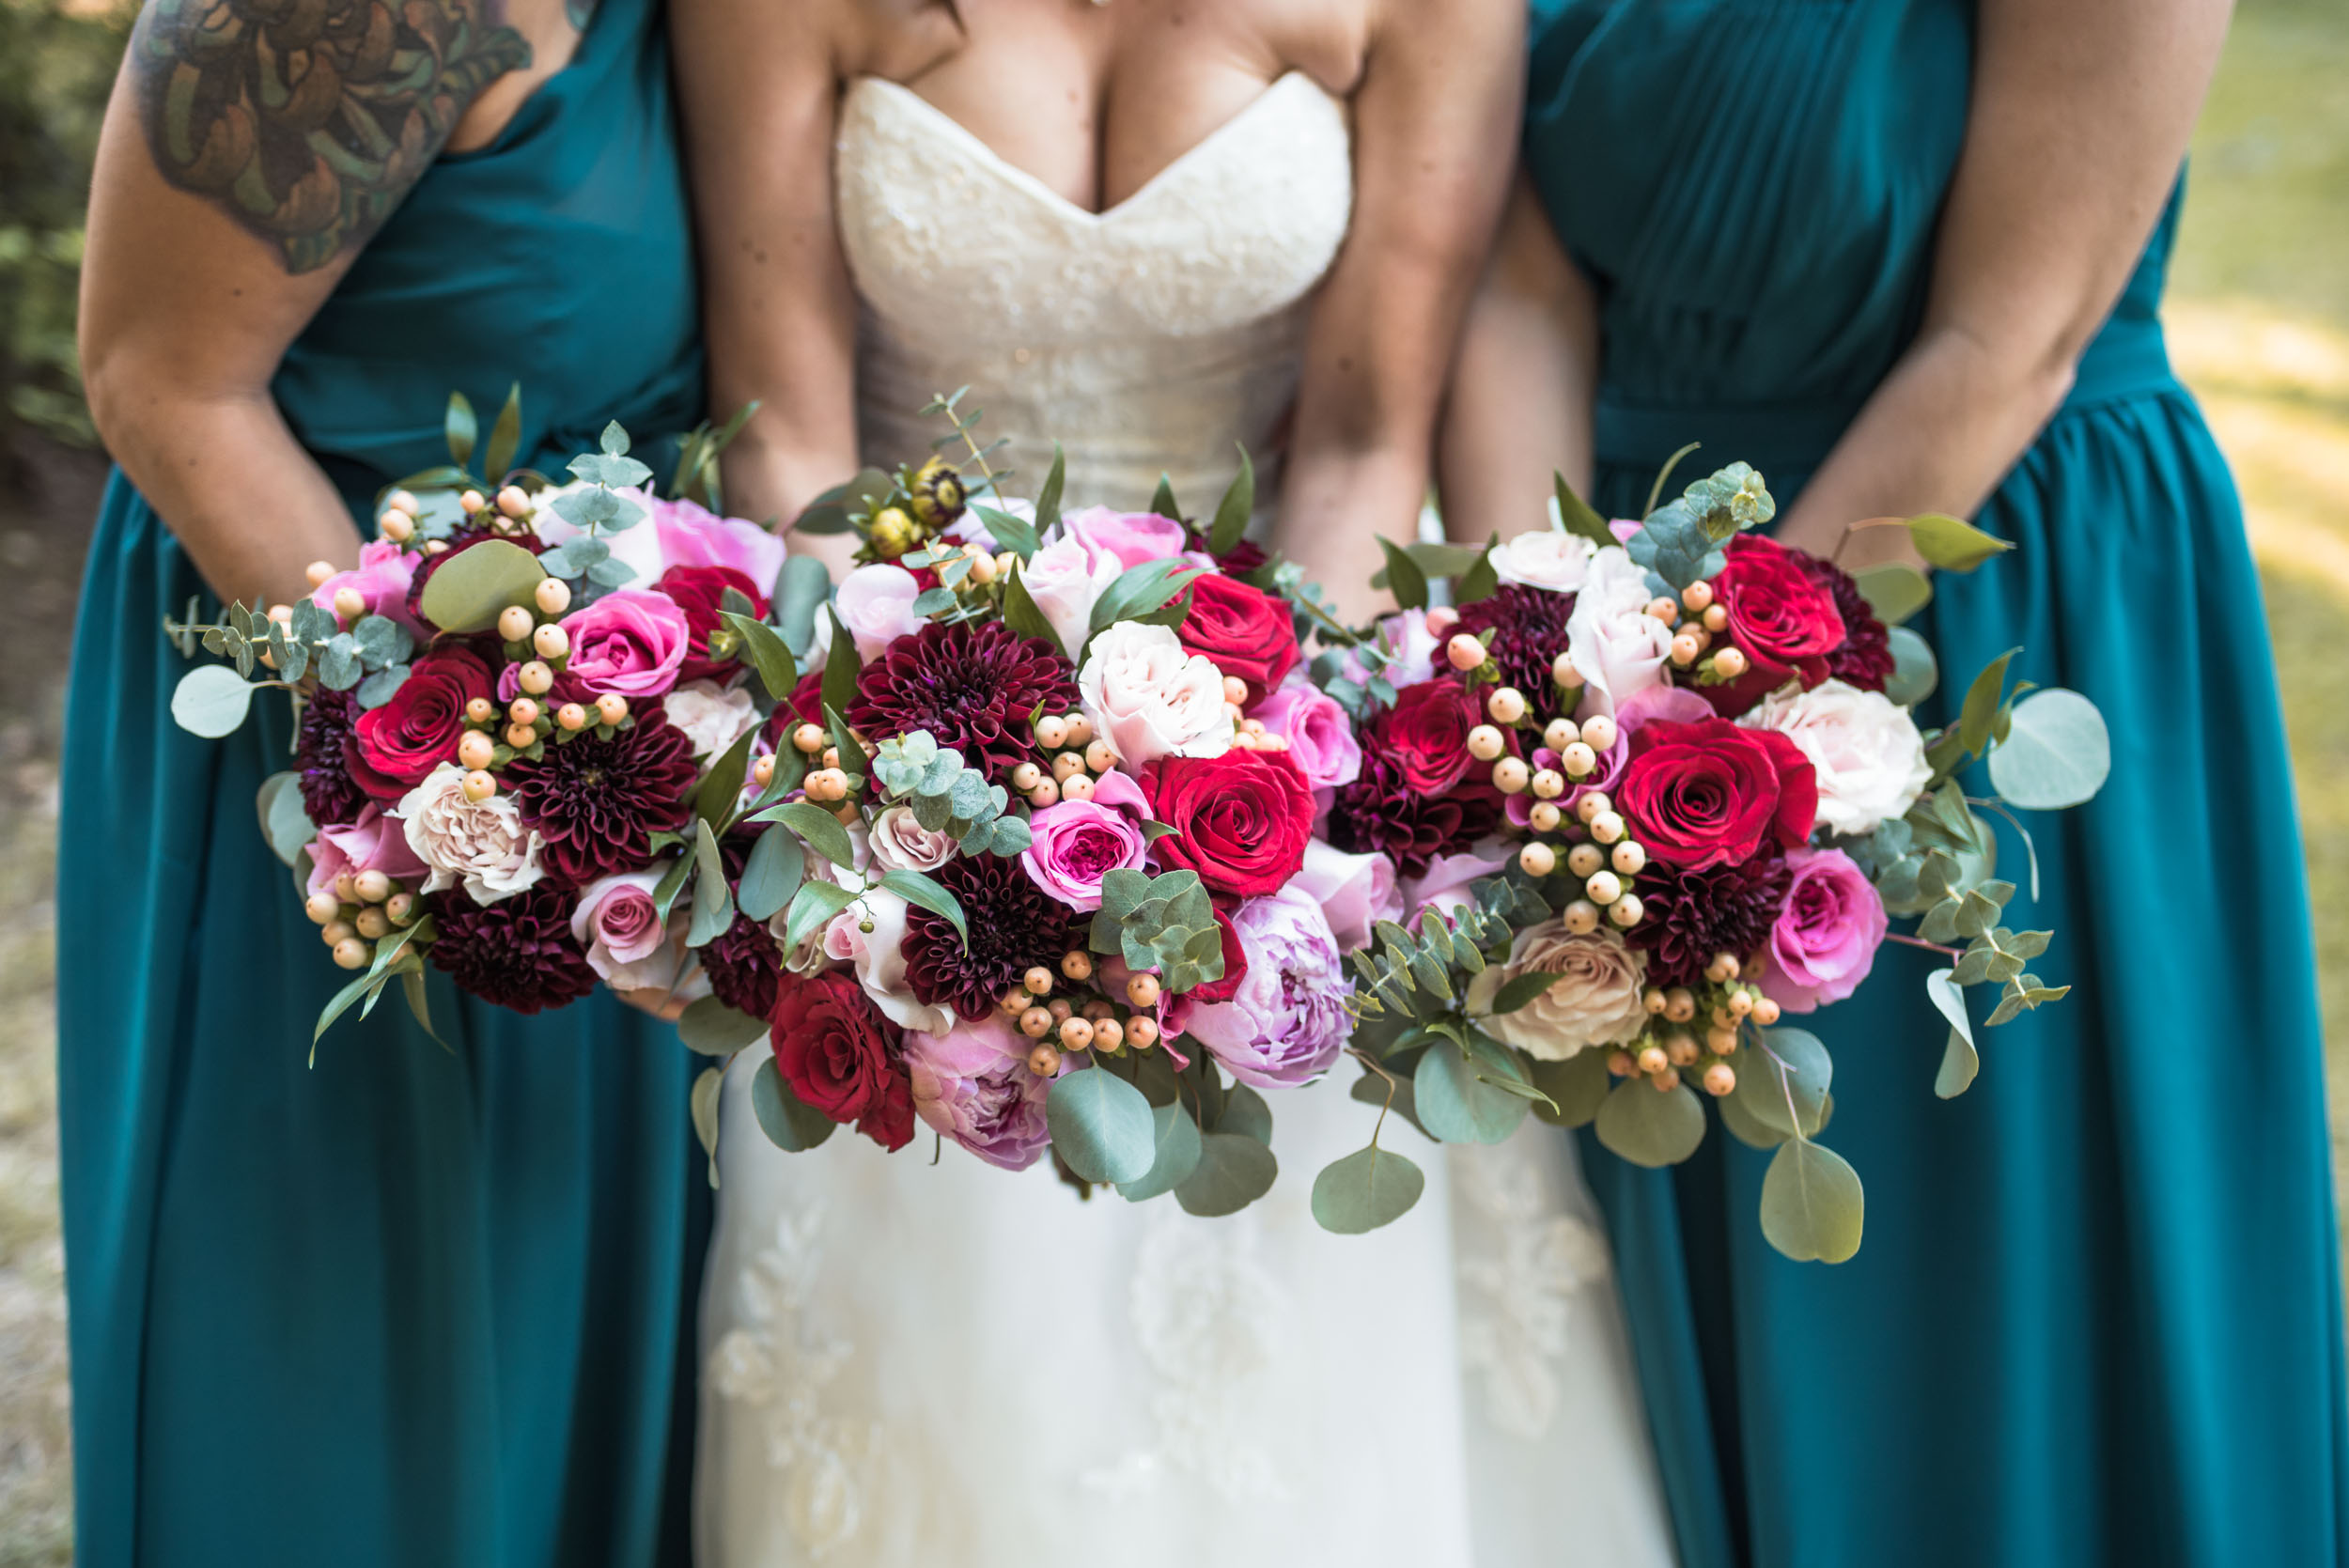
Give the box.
[1311,461,2110,1259]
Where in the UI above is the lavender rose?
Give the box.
[558,587,691,699]
[571,867,684,989]
[1465,919,1649,1062]
[1762,847,1888,1013]
[1251,682,1362,791]
[1019,770,1149,910]
[906,1017,1058,1171]
[649,492,787,597]
[1181,886,1354,1089]
[309,539,419,632]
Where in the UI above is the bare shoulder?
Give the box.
[128,0,539,273]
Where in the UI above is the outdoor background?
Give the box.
[0,0,2344,1560]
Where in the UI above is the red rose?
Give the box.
[1615,717,1817,870]
[1141,749,1315,897]
[1374,679,1499,796]
[349,648,495,802]
[1704,535,1847,713]
[771,971,913,1152]
[659,564,770,685]
[1177,572,1299,702]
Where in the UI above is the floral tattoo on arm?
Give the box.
[132,0,537,273]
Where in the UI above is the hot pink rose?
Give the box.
[304,803,428,899]
[650,494,787,598]
[1058,506,1189,569]
[1762,847,1889,1013]
[1250,683,1362,791]
[558,587,691,698]
[1019,770,1149,910]
[310,540,419,631]
[569,868,680,987]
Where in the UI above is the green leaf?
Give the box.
[652,850,694,925]
[752,1056,838,1152]
[1206,446,1254,556]
[1413,1040,1532,1145]
[679,997,771,1056]
[736,826,806,924]
[1957,647,2021,756]
[1736,1029,1833,1138]
[1034,442,1066,541]
[879,868,967,946]
[1485,968,1564,1017]
[444,390,477,469]
[1717,1084,1789,1149]
[1047,1065,1158,1185]
[1312,1144,1427,1234]
[1985,688,2109,810]
[1885,626,1938,706]
[484,381,522,479]
[1149,474,1181,522]
[686,820,736,947]
[1925,968,1979,1098]
[773,554,832,658]
[399,969,445,1049]
[171,664,255,738]
[1001,566,1060,645]
[1089,557,1205,636]
[354,662,410,710]
[311,968,384,1053]
[1853,562,1934,626]
[1905,512,2014,573]
[779,878,858,952]
[1376,536,1429,613]
[1174,1132,1279,1217]
[1455,535,1501,605]
[764,800,858,870]
[1527,1048,1613,1128]
[1218,1083,1274,1144]
[416,539,547,634]
[819,606,860,718]
[721,611,800,700]
[1759,1140,1865,1263]
[1117,1102,1204,1202]
[693,723,758,831]
[972,505,1040,561]
[1594,1079,1707,1167]
[255,771,314,867]
[1552,471,1616,548]
[691,1064,724,1186]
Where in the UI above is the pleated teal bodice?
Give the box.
[1525,4,2349,1566]
[55,1,708,1561]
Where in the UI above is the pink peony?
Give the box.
[1019,770,1149,911]
[649,493,786,598]
[1181,886,1353,1089]
[304,802,428,900]
[1762,847,1889,1013]
[311,540,419,632]
[557,587,691,698]
[1250,683,1362,791]
[906,1016,1060,1171]
[1057,506,1190,570]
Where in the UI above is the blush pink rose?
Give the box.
[557,587,691,698]
[832,564,927,660]
[1019,770,1150,910]
[1762,847,1889,1013]
[570,868,681,988]
[1058,506,1190,569]
[649,494,787,598]
[311,540,419,631]
[1250,683,1362,791]
[304,802,429,899]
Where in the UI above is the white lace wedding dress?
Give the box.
[695,72,1680,1568]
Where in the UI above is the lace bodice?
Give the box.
[835,72,1353,507]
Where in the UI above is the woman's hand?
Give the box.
[613,986,694,1024]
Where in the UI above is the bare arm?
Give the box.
[1773,0,2232,569]
[1272,0,1522,621]
[1436,173,1599,543]
[80,0,548,607]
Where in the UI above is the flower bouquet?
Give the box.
[1308,459,2110,1257]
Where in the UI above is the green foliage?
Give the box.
[1527,1048,1612,1128]
[170,664,254,737]
[1376,536,1429,612]
[1412,1033,1533,1145]
[1311,1144,1425,1234]
[1594,1079,1707,1167]
[735,824,805,924]
[679,997,770,1056]
[1206,447,1254,557]
[1986,688,2111,809]
[1885,625,1938,705]
[864,729,1025,856]
[1089,867,1225,993]
[1759,1139,1865,1263]
[1047,1065,1157,1185]
[1116,1102,1204,1202]
[416,539,547,633]
[686,820,736,947]
[1904,512,2014,572]
[1855,563,1934,626]
[1174,1132,1278,1217]
[255,771,314,868]
[1925,968,1979,1098]
[1552,471,1617,549]
[752,1057,838,1152]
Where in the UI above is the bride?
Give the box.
[673,1,1677,1562]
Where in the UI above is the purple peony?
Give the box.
[905,1017,1058,1171]
[1179,885,1354,1090]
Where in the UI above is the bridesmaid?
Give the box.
[1444,1,2349,1564]
[60,0,708,1560]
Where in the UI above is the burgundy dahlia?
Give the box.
[903,852,1086,1022]
[1455,584,1577,722]
[1797,554,1894,691]
[505,706,699,887]
[425,886,598,1014]
[848,621,1080,776]
[1326,749,1503,877]
[295,686,368,827]
[1626,853,1793,987]
[702,831,786,1018]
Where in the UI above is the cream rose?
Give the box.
[817,887,955,1035]
[1490,529,1596,594]
[1740,678,1931,836]
[868,804,957,873]
[392,762,545,905]
[1565,545,1675,718]
[663,679,761,760]
[1078,621,1233,766]
[1019,534,1123,661]
[1465,919,1650,1062]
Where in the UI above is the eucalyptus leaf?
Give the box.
[752,1056,839,1152]
[1985,688,2110,810]
[1218,1083,1274,1145]
[255,770,314,867]
[1594,1079,1707,1167]
[736,826,806,924]
[416,539,547,633]
[354,662,410,710]
[1047,1065,1158,1185]
[773,555,832,658]
[679,997,770,1056]
[1174,1132,1279,1217]
[171,665,254,738]
[1413,1040,1532,1145]
[1527,1048,1613,1128]
[1117,1102,1204,1202]
[1717,1084,1789,1149]
[1853,562,1934,626]
[1736,1030,1833,1138]
[1759,1139,1865,1263]
[1924,968,1979,1097]
[1311,1144,1426,1234]
[1885,626,1938,707]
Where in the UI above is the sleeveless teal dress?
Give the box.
[1525,4,2349,1564]
[54,1,709,1561]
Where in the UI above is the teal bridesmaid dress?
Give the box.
[1525,3,2349,1564]
[54,1,709,1561]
